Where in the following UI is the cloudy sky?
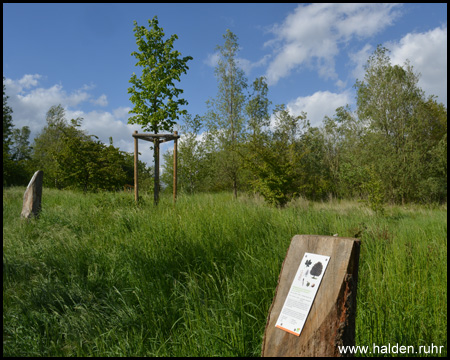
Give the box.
[3,3,447,167]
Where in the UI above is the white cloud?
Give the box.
[91,94,108,106]
[204,52,220,67]
[205,50,270,77]
[348,26,447,106]
[335,79,347,90]
[286,90,352,127]
[265,3,401,86]
[349,44,374,82]
[4,74,41,95]
[113,106,132,120]
[17,74,42,89]
[5,75,93,133]
[388,26,447,105]
[3,75,157,167]
[236,54,271,76]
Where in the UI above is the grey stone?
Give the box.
[21,170,44,219]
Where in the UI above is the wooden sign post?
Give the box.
[262,235,361,357]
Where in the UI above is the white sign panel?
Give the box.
[275,252,330,336]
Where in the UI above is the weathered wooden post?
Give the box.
[21,170,44,219]
[262,235,361,357]
[173,131,178,203]
[134,130,139,204]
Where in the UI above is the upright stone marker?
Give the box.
[262,235,361,357]
[21,170,44,219]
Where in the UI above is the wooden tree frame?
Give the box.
[133,130,180,205]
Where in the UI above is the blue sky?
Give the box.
[3,3,447,168]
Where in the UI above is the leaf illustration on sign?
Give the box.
[310,262,323,279]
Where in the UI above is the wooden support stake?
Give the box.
[134,130,139,204]
[262,235,361,357]
[173,131,178,203]
[154,138,160,206]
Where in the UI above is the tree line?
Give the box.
[161,33,446,207]
[3,20,447,208]
[3,93,153,193]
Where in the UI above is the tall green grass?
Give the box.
[3,187,447,356]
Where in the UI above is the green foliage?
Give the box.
[32,105,80,188]
[245,143,296,207]
[206,29,248,198]
[360,165,386,215]
[162,114,212,194]
[55,133,128,192]
[128,16,193,134]
[8,126,34,186]
[297,126,333,200]
[245,76,271,140]
[30,105,148,193]
[3,78,16,185]
[3,78,14,149]
[10,126,32,161]
[3,79,34,186]
[244,105,308,207]
[354,45,447,204]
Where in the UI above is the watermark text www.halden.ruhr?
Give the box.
[338,343,445,355]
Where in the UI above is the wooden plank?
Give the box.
[138,137,154,143]
[132,133,180,140]
[262,235,360,357]
[132,133,180,143]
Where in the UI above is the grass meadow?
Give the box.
[3,187,447,356]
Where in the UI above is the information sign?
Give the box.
[275,252,330,336]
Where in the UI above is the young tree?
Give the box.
[3,79,35,185]
[355,45,447,203]
[206,29,248,198]
[10,126,32,162]
[162,114,211,194]
[128,16,192,204]
[3,79,13,152]
[3,78,15,185]
[298,126,334,201]
[244,104,308,207]
[240,77,272,193]
[245,76,271,142]
[32,105,84,188]
[321,105,368,199]
[55,131,128,193]
[6,126,33,185]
